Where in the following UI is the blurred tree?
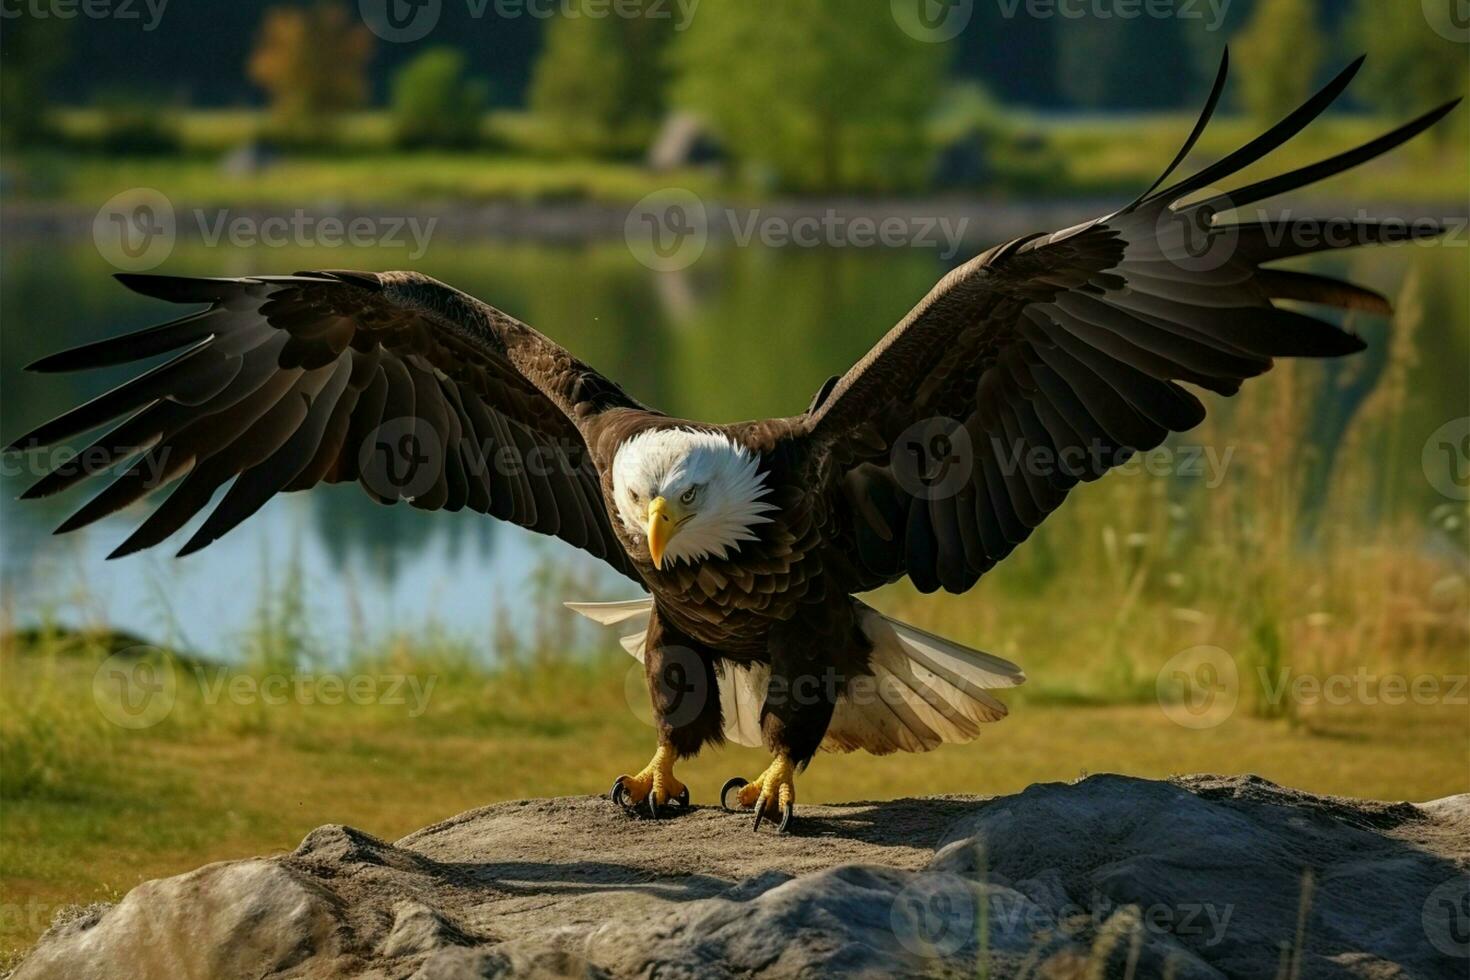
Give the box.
[616,1,677,129]
[931,83,1008,148]
[248,2,373,143]
[527,3,676,157]
[391,48,490,149]
[929,81,1067,194]
[670,2,946,192]
[1180,7,1252,107]
[527,12,631,156]
[0,13,70,147]
[1346,0,1469,144]
[1055,17,1197,111]
[87,90,182,155]
[1233,0,1323,123]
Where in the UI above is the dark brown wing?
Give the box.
[803,52,1459,595]
[5,270,649,583]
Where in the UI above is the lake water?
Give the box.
[2,221,1464,659]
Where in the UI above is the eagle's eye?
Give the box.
[680,486,699,505]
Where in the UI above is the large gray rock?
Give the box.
[12,775,1467,979]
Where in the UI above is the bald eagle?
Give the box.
[7,55,1458,831]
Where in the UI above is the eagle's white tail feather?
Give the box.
[717,661,769,747]
[822,604,1020,754]
[884,616,1026,690]
[619,629,648,658]
[565,597,1022,754]
[564,598,655,626]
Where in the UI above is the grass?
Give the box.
[2,630,1464,964]
[1035,110,1470,203]
[8,151,722,208]
[6,108,1466,206]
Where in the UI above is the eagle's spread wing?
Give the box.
[6,270,648,582]
[805,53,1459,596]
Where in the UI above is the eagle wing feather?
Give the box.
[6,270,649,583]
[802,51,1458,596]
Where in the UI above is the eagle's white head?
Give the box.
[611,428,778,569]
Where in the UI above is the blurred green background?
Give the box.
[2,0,1467,963]
[2,0,1467,199]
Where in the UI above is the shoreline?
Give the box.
[6,197,1466,247]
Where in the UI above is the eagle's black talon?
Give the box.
[646,793,660,820]
[720,777,748,813]
[672,785,691,809]
[751,791,770,832]
[752,797,793,833]
[610,775,634,809]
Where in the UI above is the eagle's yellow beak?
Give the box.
[646,496,678,569]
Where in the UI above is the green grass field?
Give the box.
[8,108,1466,205]
[3,628,1464,965]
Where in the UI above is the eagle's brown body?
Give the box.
[6,53,1458,827]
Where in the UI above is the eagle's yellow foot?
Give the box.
[720,754,796,833]
[610,746,689,819]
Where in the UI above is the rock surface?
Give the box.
[13,775,1468,979]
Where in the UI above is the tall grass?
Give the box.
[0,549,618,809]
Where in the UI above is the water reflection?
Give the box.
[1,229,1464,657]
